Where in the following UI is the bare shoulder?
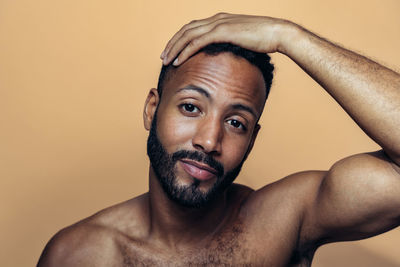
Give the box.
[239,170,326,239]
[243,170,326,217]
[37,219,118,266]
[38,193,150,267]
[234,171,326,260]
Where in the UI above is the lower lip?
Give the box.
[180,161,217,181]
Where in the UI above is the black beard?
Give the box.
[146,110,246,209]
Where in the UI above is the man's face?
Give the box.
[146,52,266,208]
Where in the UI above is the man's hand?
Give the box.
[160,13,295,66]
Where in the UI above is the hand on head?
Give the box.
[160,13,292,66]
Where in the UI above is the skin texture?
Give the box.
[38,13,400,266]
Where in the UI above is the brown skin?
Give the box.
[38,13,400,267]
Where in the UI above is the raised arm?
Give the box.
[161,13,400,244]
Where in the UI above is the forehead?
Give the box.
[162,52,266,116]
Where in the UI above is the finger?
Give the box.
[163,22,221,65]
[161,13,232,59]
[161,20,209,59]
[162,13,231,58]
[163,16,238,65]
[171,25,233,66]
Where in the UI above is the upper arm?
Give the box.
[302,150,400,245]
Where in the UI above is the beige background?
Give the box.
[1,0,400,266]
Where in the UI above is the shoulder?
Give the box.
[239,171,326,240]
[38,194,150,266]
[238,170,326,235]
[243,170,326,215]
[37,219,119,266]
[235,171,326,253]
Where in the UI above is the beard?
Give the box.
[147,110,246,209]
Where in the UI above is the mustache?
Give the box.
[172,150,224,177]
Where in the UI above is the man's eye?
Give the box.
[227,119,246,130]
[181,103,199,113]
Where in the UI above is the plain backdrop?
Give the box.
[1,0,400,266]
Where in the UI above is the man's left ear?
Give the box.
[244,124,261,160]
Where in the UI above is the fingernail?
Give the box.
[160,51,165,59]
[173,58,179,66]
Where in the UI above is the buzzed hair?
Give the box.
[157,43,274,101]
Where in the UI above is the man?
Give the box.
[38,13,400,266]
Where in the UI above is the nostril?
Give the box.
[193,143,205,151]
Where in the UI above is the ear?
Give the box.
[243,123,261,160]
[143,88,160,131]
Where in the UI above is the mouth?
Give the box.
[179,159,218,181]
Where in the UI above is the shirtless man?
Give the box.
[38,13,400,266]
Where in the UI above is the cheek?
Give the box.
[221,137,250,166]
[157,113,196,150]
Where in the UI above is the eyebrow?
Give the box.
[177,85,210,98]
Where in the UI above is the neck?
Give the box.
[147,167,230,248]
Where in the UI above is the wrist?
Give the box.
[276,21,307,57]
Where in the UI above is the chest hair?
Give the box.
[119,222,251,266]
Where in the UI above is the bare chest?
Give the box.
[116,223,312,267]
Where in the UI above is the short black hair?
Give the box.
[157,43,274,101]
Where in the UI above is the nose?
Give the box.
[192,115,223,155]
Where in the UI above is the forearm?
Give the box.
[279,23,400,164]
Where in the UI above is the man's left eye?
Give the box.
[227,119,246,130]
